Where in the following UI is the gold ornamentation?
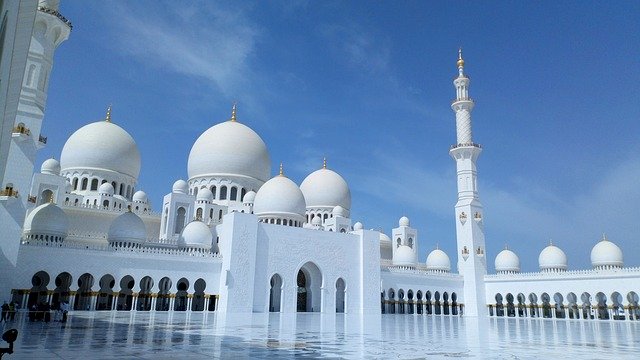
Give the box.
[105,105,112,122]
[230,102,237,122]
[457,48,464,68]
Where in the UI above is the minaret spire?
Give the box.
[105,105,112,122]
[323,157,327,169]
[449,50,486,317]
[230,102,237,122]
[279,162,284,176]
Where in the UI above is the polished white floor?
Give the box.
[1,311,639,359]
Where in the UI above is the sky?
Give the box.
[38,1,640,272]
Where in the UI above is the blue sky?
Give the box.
[38,1,640,272]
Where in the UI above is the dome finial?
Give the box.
[504,243,508,250]
[105,104,112,123]
[323,157,327,169]
[549,238,553,246]
[601,233,607,242]
[457,47,465,68]
[230,102,237,122]
[279,162,284,176]
[436,242,439,250]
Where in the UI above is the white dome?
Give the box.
[591,237,623,268]
[24,202,68,237]
[60,120,141,179]
[332,205,347,218]
[108,211,146,244]
[353,222,363,231]
[172,180,188,194]
[393,245,416,267]
[495,248,520,273]
[178,220,213,249]
[254,175,306,218]
[196,188,213,202]
[242,190,256,204]
[538,244,568,271]
[311,216,322,226]
[132,190,148,203]
[399,216,410,227]
[188,121,271,182]
[98,182,114,195]
[41,158,60,175]
[379,232,391,244]
[426,249,451,272]
[300,167,351,210]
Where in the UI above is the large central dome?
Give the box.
[188,120,270,182]
[60,120,141,178]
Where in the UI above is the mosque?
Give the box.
[1,1,639,320]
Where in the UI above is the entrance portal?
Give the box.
[296,262,322,312]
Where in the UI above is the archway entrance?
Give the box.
[335,278,346,313]
[296,262,322,312]
[269,274,282,312]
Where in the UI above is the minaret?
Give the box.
[449,49,487,317]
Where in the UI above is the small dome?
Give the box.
[495,248,520,273]
[379,232,391,244]
[399,216,410,227]
[253,175,306,219]
[353,222,363,231]
[178,220,213,249]
[24,202,68,237]
[300,166,351,211]
[538,244,567,271]
[41,158,60,175]
[311,216,322,227]
[60,120,141,179]
[108,211,146,244]
[98,182,114,195]
[590,236,623,268]
[393,245,416,267]
[332,205,347,218]
[426,249,451,272]
[196,188,213,202]
[242,190,256,204]
[132,190,148,203]
[172,180,188,194]
[188,120,271,183]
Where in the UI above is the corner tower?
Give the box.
[449,49,487,317]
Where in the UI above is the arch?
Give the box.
[241,188,247,202]
[553,292,564,318]
[627,292,640,320]
[28,271,50,309]
[495,293,504,317]
[192,279,206,311]
[408,237,413,248]
[52,272,72,307]
[126,185,132,199]
[90,178,99,191]
[425,291,433,315]
[174,278,189,311]
[528,293,538,318]
[210,186,217,199]
[541,293,551,318]
[516,293,526,317]
[103,200,109,208]
[434,291,442,315]
[336,278,346,313]
[611,292,624,320]
[137,276,154,311]
[74,273,95,310]
[196,207,203,220]
[505,293,515,317]
[230,187,238,201]
[156,277,172,311]
[566,292,578,319]
[81,178,88,190]
[39,189,54,205]
[387,288,396,314]
[269,274,283,312]
[407,290,415,314]
[443,292,450,315]
[220,186,227,200]
[397,289,406,314]
[72,178,79,190]
[595,292,608,319]
[416,291,423,315]
[581,292,593,319]
[96,274,115,310]
[174,207,186,234]
[116,275,135,311]
[296,262,322,312]
[452,292,459,316]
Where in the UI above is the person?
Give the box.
[60,301,69,323]
[0,302,8,322]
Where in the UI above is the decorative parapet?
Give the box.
[485,266,640,280]
[450,142,482,150]
[61,201,161,217]
[20,238,222,259]
[383,263,462,279]
[38,6,73,29]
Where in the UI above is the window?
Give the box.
[91,179,99,191]
[81,178,88,190]
[196,208,203,220]
[220,186,227,200]
[230,187,238,201]
[72,178,78,190]
[174,207,186,234]
[211,186,216,199]
[241,188,246,202]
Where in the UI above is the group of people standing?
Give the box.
[28,301,69,323]
[0,301,17,322]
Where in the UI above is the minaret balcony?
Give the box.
[451,97,473,105]
[38,6,73,29]
[450,142,482,150]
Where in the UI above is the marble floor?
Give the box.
[1,311,639,359]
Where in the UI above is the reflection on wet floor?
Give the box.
[1,311,639,359]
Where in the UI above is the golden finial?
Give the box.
[322,157,327,169]
[230,102,237,122]
[457,48,464,68]
[105,104,112,122]
[549,239,553,246]
[601,233,607,241]
[279,162,284,176]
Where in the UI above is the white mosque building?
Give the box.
[1,0,639,320]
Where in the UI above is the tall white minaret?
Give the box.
[450,49,487,317]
